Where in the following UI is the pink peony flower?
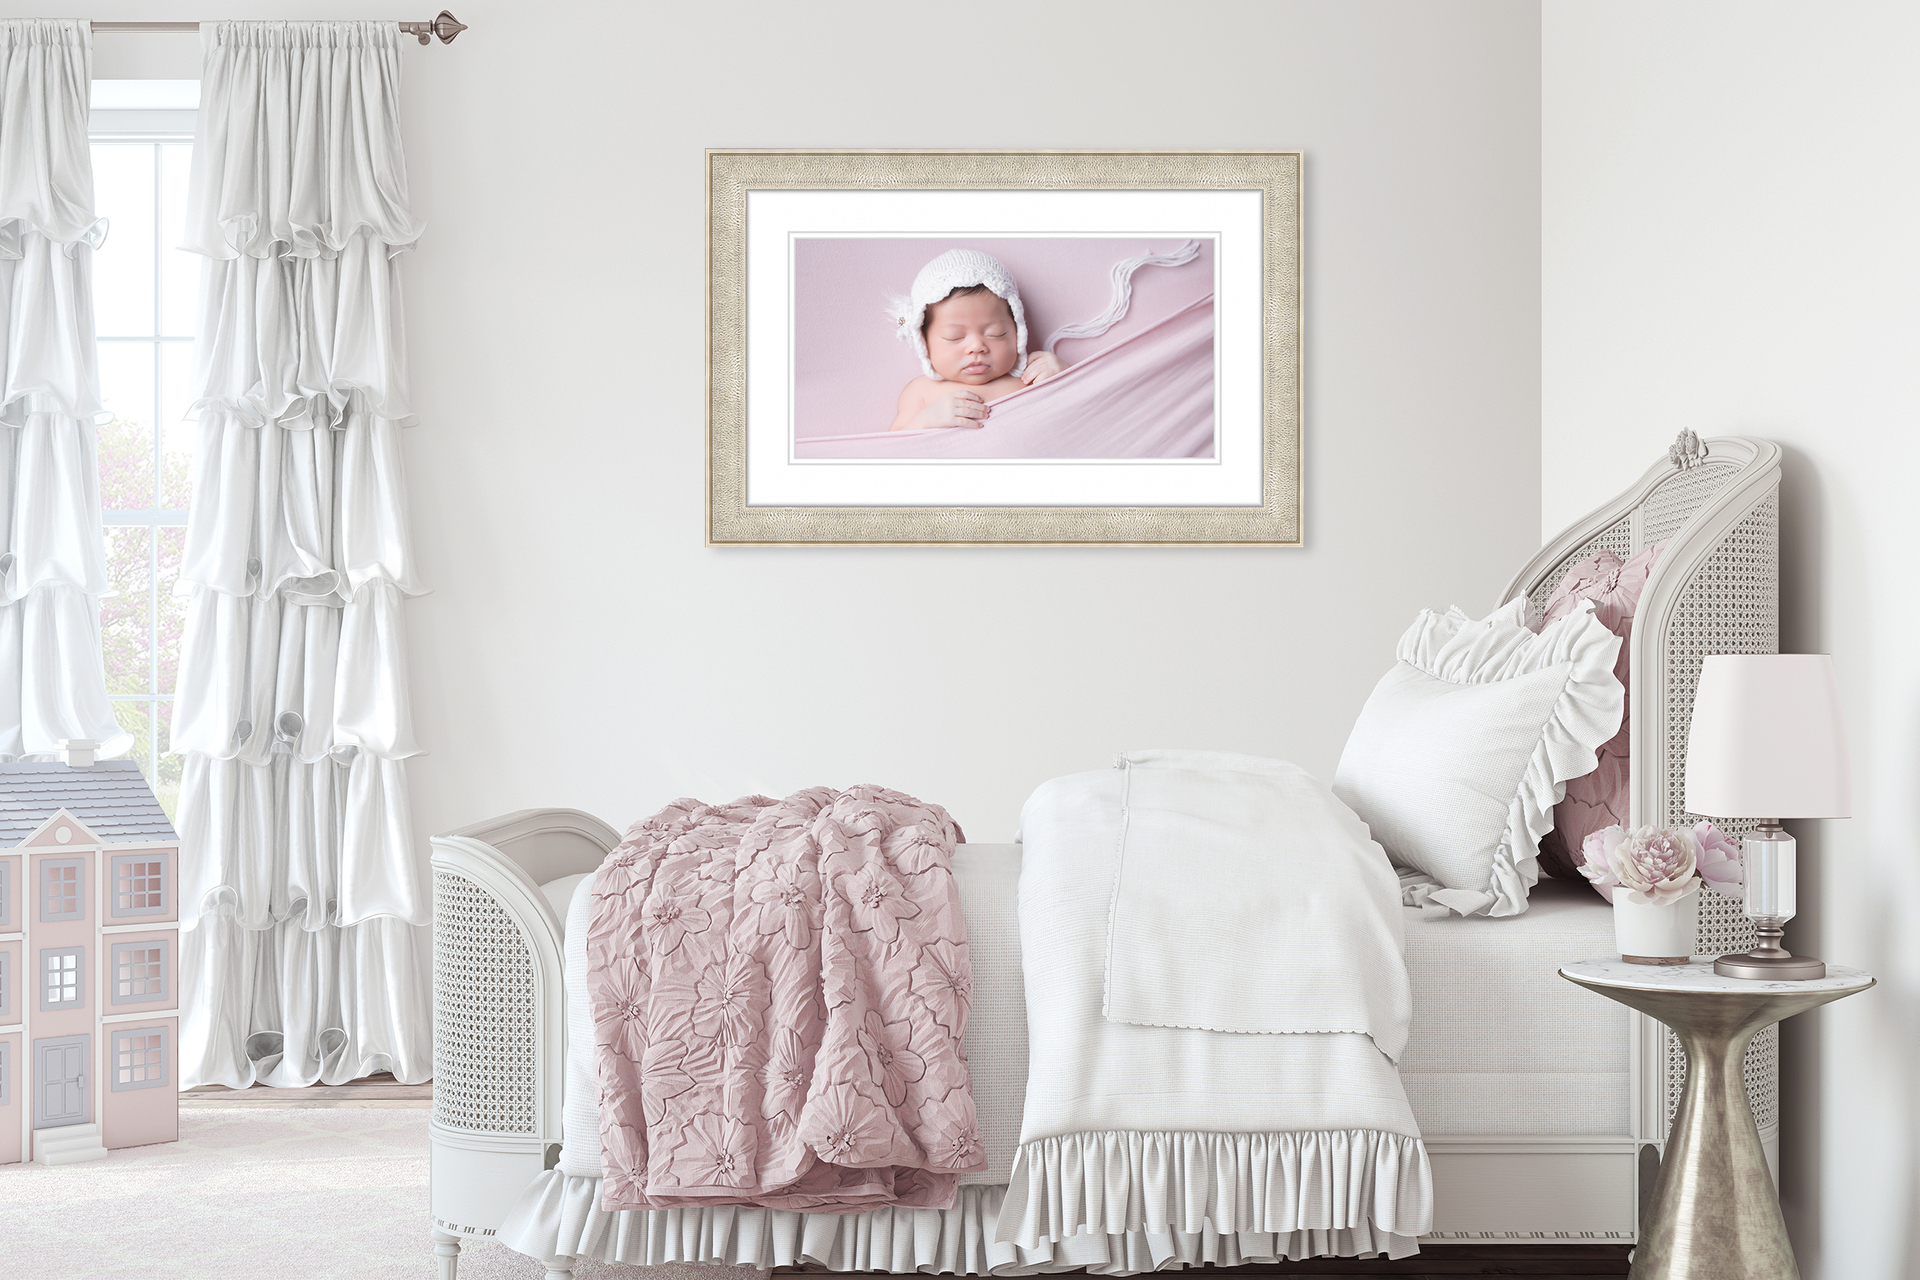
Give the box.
[1693,821,1744,899]
[1580,823,1700,906]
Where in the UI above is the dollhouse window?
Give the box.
[111,943,167,1004]
[111,1026,168,1091]
[40,859,83,922]
[40,948,83,1011]
[110,854,169,918]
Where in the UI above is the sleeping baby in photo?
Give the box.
[886,249,1067,431]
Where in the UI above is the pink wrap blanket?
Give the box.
[586,786,987,1213]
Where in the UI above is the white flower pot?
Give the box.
[1613,887,1700,964]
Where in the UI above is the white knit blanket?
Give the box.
[1103,750,1412,1061]
[999,754,1431,1252]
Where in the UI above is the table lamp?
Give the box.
[1685,654,1849,980]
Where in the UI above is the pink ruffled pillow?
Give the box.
[1531,541,1667,894]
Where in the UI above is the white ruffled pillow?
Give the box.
[1332,598,1624,917]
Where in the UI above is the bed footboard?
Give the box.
[428,809,618,1273]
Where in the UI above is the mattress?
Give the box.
[1400,877,1626,1135]
[547,849,1623,1177]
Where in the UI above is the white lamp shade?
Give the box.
[1686,654,1850,819]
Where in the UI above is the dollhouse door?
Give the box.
[33,1035,90,1128]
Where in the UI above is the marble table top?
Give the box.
[1560,956,1874,995]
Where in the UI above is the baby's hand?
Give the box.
[1021,352,1066,386]
[911,388,990,430]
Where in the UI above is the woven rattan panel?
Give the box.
[1657,491,1781,1139]
[1641,462,1739,546]
[433,869,539,1135]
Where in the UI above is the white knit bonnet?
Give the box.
[887,249,1028,380]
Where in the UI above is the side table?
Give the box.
[1560,958,1873,1280]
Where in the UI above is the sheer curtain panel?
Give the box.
[0,20,127,760]
[174,21,430,1088]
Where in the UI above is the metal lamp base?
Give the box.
[1716,951,1827,980]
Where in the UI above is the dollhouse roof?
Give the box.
[0,760,178,847]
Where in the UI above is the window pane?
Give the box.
[159,144,196,338]
[96,342,157,510]
[156,525,185,695]
[113,700,153,780]
[159,341,195,510]
[90,143,156,338]
[102,526,152,694]
[154,700,180,822]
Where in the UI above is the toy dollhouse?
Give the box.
[0,741,180,1166]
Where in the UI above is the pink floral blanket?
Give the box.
[586,786,986,1212]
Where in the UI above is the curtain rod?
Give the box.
[92,9,467,45]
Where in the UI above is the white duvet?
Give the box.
[999,753,1433,1255]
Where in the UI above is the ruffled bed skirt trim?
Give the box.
[996,1129,1432,1249]
[496,1172,1421,1275]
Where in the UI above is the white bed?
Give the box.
[426,432,1783,1277]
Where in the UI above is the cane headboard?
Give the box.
[1500,431,1783,1165]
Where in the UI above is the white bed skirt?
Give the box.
[998,1129,1431,1252]
[497,1172,1421,1274]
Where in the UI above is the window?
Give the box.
[39,860,83,922]
[112,1026,168,1091]
[91,94,197,822]
[40,948,83,1011]
[110,853,169,918]
[111,942,167,1004]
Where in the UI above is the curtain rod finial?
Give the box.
[399,10,467,45]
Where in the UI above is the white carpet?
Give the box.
[0,1109,769,1280]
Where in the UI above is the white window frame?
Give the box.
[89,97,197,797]
[40,947,84,1012]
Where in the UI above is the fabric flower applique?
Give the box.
[839,858,921,944]
[909,939,972,1038]
[689,955,770,1048]
[643,872,713,956]
[759,1026,813,1103]
[883,822,951,877]
[802,1082,885,1164]
[932,1122,983,1170]
[593,958,652,1063]
[750,860,822,951]
[857,1008,928,1107]
[676,1111,758,1187]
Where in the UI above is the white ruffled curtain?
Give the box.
[175,21,431,1088]
[0,20,128,761]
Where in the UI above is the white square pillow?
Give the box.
[1332,598,1624,917]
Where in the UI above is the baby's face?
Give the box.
[923,291,1019,384]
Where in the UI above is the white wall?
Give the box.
[83,0,1543,842]
[1545,4,1920,1276]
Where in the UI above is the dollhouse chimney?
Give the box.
[57,738,97,768]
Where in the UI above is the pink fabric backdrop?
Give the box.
[792,237,1214,441]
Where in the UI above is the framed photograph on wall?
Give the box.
[706,149,1301,546]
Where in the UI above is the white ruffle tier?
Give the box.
[996,1129,1431,1251]
[179,908,431,1088]
[1393,598,1624,917]
[497,1173,1419,1275]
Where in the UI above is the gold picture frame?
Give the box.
[707,149,1301,546]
